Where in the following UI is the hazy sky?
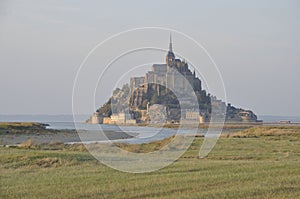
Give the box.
[0,0,299,116]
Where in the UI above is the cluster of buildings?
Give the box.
[87,108,210,125]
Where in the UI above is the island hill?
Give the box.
[87,36,258,125]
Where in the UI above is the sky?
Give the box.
[0,0,299,116]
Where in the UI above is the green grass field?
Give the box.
[1,126,300,198]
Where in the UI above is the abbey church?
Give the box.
[130,34,206,110]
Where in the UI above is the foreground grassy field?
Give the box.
[1,126,300,198]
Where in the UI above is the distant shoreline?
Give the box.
[0,122,135,146]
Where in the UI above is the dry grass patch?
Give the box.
[114,135,176,153]
[226,126,300,138]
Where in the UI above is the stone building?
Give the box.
[86,112,103,124]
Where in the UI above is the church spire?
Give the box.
[166,33,175,67]
[169,33,173,52]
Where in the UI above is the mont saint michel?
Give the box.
[87,35,258,125]
[2,1,300,198]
